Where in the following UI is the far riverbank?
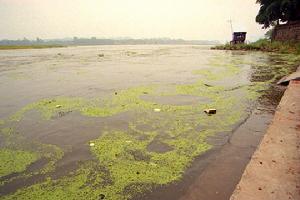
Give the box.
[0,45,65,50]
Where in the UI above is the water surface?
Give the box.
[0,45,299,200]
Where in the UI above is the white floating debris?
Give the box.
[89,142,95,147]
[56,105,62,108]
[154,108,161,112]
[204,109,217,115]
[150,162,157,167]
[125,140,132,143]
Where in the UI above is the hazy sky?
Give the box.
[0,0,267,42]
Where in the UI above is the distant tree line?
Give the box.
[0,37,220,46]
[256,0,300,28]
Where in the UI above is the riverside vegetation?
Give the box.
[212,39,300,55]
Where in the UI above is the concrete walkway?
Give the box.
[230,80,300,200]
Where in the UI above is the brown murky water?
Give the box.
[0,45,298,200]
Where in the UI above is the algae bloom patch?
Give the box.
[0,149,39,177]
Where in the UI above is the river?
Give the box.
[0,45,299,200]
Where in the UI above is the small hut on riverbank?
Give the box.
[230,32,247,44]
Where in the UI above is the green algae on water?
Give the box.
[1,127,14,136]
[9,86,158,121]
[0,126,64,180]
[1,163,108,200]
[2,51,300,200]
[0,149,39,177]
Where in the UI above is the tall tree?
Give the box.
[256,0,300,28]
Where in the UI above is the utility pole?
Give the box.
[228,19,233,34]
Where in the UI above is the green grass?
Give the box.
[0,45,65,50]
[212,39,300,55]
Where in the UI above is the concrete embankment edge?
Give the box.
[230,79,300,200]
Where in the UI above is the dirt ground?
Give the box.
[230,80,300,200]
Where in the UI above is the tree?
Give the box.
[256,0,300,28]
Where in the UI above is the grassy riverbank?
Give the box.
[0,45,65,50]
[212,39,300,55]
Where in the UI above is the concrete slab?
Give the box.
[230,80,300,200]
